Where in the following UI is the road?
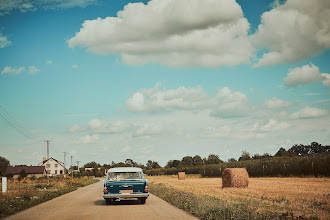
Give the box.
[5,180,198,220]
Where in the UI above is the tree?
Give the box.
[146,160,161,169]
[206,154,223,164]
[0,156,10,176]
[181,156,194,167]
[239,150,251,161]
[19,169,27,179]
[84,161,100,168]
[193,155,203,166]
[227,158,237,163]
[275,148,287,157]
[125,159,136,167]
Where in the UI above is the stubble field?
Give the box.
[147,175,330,219]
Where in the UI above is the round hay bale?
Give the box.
[178,172,186,180]
[222,168,249,188]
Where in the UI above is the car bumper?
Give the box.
[103,193,149,199]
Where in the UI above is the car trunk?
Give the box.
[106,180,146,194]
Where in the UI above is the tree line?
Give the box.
[1,142,329,178]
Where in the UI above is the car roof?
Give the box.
[108,167,143,173]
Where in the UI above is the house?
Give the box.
[6,166,46,179]
[38,157,65,176]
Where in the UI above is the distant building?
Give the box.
[39,157,65,176]
[6,166,46,179]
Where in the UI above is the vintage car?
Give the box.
[102,167,149,204]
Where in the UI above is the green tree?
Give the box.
[0,156,10,176]
[239,150,251,161]
[181,156,194,167]
[193,155,203,166]
[19,169,27,179]
[206,154,223,164]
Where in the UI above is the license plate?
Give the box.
[120,190,133,194]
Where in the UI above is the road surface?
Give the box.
[5,180,198,220]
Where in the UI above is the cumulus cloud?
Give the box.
[321,73,330,87]
[1,66,25,74]
[258,119,290,131]
[0,33,11,48]
[202,126,231,138]
[283,64,328,87]
[0,0,97,16]
[252,0,330,67]
[28,66,40,74]
[68,0,253,67]
[290,106,328,119]
[264,97,293,108]
[126,83,249,118]
[72,64,79,69]
[77,134,100,144]
[68,125,82,133]
[132,123,163,138]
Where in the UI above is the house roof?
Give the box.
[39,157,64,166]
[6,166,45,175]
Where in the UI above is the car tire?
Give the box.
[140,198,146,204]
[105,199,112,205]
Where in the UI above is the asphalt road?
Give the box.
[5,180,198,220]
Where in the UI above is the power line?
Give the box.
[0,105,42,142]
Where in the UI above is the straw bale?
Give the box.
[222,168,249,188]
[178,172,186,180]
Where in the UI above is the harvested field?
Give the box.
[147,175,330,219]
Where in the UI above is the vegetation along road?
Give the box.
[4,179,197,220]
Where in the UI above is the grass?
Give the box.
[0,177,99,219]
[148,175,329,219]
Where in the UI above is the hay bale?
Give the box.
[178,172,185,180]
[222,168,249,188]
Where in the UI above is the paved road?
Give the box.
[5,180,198,220]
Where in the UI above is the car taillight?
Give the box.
[144,185,148,193]
[103,189,108,194]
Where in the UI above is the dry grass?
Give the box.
[147,175,330,219]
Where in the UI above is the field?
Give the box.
[147,175,330,219]
[0,177,99,218]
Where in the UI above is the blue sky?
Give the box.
[0,0,329,167]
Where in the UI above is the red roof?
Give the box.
[39,157,64,166]
[6,166,45,175]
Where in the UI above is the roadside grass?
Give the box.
[0,177,98,219]
[149,182,319,220]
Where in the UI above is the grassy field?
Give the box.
[147,175,330,219]
[0,177,99,219]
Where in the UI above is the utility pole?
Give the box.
[63,152,68,177]
[76,161,79,172]
[45,140,51,184]
[70,156,73,178]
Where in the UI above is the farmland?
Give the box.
[0,177,98,218]
[148,175,330,219]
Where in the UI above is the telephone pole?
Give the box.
[77,161,80,173]
[62,152,68,177]
[70,156,73,178]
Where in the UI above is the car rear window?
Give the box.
[107,172,144,181]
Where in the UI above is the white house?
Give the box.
[39,157,65,176]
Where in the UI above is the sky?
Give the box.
[0,0,329,167]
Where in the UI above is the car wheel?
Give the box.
[140,198,146,204]
[105,199,112,205]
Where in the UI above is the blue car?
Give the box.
[102,167,149,205]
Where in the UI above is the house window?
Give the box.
[60,170,63,174]
[55,164,58,168]
[46,164,50,168]
[47,170,51,174]
[55,170,58,174]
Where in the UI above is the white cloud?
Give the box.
[46,60,53,65]
[29,66,40,74]
[68,0,253,67]
[132,123,163,138]
[264,97,293,108]
[210,87,249,118]
[258,119,290,131]
[291,106,328,119]
[77,134,100,144]
[1,66,24,74]
[72,64,79,69]
[0,33,12,48]
[68,125,82,133]
[283,64,328,87]
[0,0,97,16]
[126,83,249,118]
[252,0,330,67]
[321,73,330,87]
[202,126,231,138]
